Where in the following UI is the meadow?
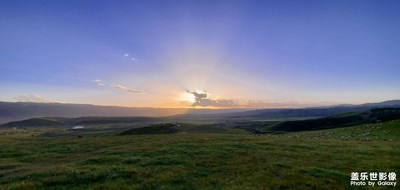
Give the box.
[0,120,399,189]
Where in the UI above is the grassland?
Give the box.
[267,108,400,132]
[0,119,399,189]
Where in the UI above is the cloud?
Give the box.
[123,53,138,62]
[187,90,236,107]
[93,79,105,86]
[92,79,143,94]
[186,90,303,108]
[14,94,55,103]
[112,85,142,93]
[187,90,207,100]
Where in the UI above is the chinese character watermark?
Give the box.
[350,172,397,187]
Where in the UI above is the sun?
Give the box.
[179,91,196,103]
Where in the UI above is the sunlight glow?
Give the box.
[179,92,196,103]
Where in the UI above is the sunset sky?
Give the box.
[1,0,399,108]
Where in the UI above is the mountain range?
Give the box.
[1,100,400,124]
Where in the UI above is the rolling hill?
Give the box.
[0,101,245,124]
[119,123,243,135]
[227,100,400,120]
[0,116,160,128]
[268,108,400,132]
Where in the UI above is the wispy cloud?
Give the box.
[112,85,142,93]
[92,79,142,94]
[123,53,138,62]
[14,94,55,103]
[93,79,105,86]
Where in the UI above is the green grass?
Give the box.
[119,123,179,135]
[289,120,400,141]
[0,121,399,189]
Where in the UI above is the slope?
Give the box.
[268,108,400,132]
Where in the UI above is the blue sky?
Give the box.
[1,0,399,108]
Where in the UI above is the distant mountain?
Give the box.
[360,100,400,107]
[1,100,399,124]
[226,100,400,120]
[0,116,160,128]
[0,102,244,124]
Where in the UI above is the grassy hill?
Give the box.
[287,119,400,142]
[0,121,398,189]
[0,107,399,189]
[268,108,400,132]
[226,100,400,120]
[0,118,63,128]
[119,123,179,135]
[119,123,245,135]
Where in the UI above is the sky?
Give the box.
[1,0,399,108]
